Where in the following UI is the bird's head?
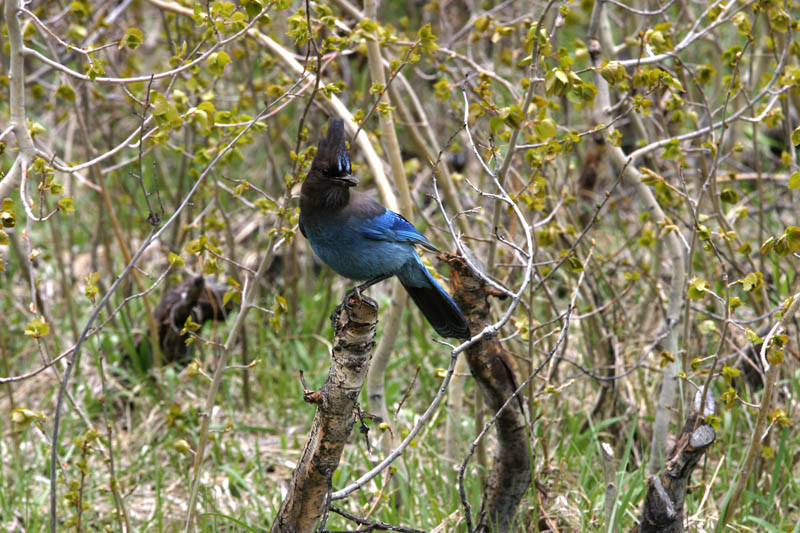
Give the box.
[310,118,359,187]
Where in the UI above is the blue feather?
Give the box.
[360,209,437,251]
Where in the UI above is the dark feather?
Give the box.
[401,282,471,340]
[312,117,350,177]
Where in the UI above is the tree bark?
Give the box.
[638,404,716,533]
[445,254,531,533]
[143,276,230,366]
[271,291,378,533]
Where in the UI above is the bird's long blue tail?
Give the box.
[398,257,471,340]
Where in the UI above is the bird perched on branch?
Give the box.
[299,118,471,340]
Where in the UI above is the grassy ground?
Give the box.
[2,268,799,531]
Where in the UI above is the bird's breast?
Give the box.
[300,215,413,281]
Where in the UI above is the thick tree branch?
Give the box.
[639,395,716,533]
[272,292,378,533]
[446,254,530,533]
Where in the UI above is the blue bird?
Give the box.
[299,118,471,340]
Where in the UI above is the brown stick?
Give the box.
[271,291,378,533]
[445,254,531,533]
[637,397,716,533]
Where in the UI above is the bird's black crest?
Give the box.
[313,118,351,177]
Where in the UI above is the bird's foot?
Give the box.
[330,289,360,328]
[330,288,378,331]
[346,286,362,306]
[346,286,377,311]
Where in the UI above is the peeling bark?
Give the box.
[444,254,531,533]
[637,405,716,533]
[136,276,231,366]
[271,291,378,533]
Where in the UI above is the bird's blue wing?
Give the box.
[360,209,438,251]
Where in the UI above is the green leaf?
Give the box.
[417,23,439,53]
[698,320,717,335]
[740,272,763,292]
[185,236,206,255]
[57,197,75,214]
[566,255,583,272]
[204,257,221,275]
[84,59,105,80]
[789,172,800,190]
[24,317,50,338]
[433,78,451,101]
[767,349,783,365]
[696,64,716,84]
[760,236,774,255]
[55,84,76,102]
[489,116,505,134]
[211,0,236,18]
[600,61,625,87]
[737,241,751,256]
[0,230,8,245]
[791,126,800,146]
[223,287,240,307]
[721,388,738,409]
[719,188,738,204]
[474,16,490,32]
[785,226,800,252]
[168,252,185,267]
[769,6,789,32]
[119,27,144,50]
[70,1,92,19]
[190,108,208,130]
[149,90,182,130]
[722,365,740,383]
[360,18,378,33]
[774,235,790,256]
[745,328,763,344]
[500,105,524,129]
[181,315,201,334]
[84,271,100,301]
[545,68,570,97]
[662,138,681,160]
[534,117,557,140]
[731,12,751,35]
[687,277,709,299]
[242,0,264,18]
[0,199,15,229]
[11,407,46,430]
[207,51,231,76]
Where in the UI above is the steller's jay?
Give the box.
[299,118,471,340]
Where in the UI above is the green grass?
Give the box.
[3,251,799,532]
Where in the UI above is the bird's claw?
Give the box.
[347,287,378,311]
[345,287,362,306]
[330,289,361,330]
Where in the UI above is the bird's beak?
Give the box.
[334,175,359,187]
